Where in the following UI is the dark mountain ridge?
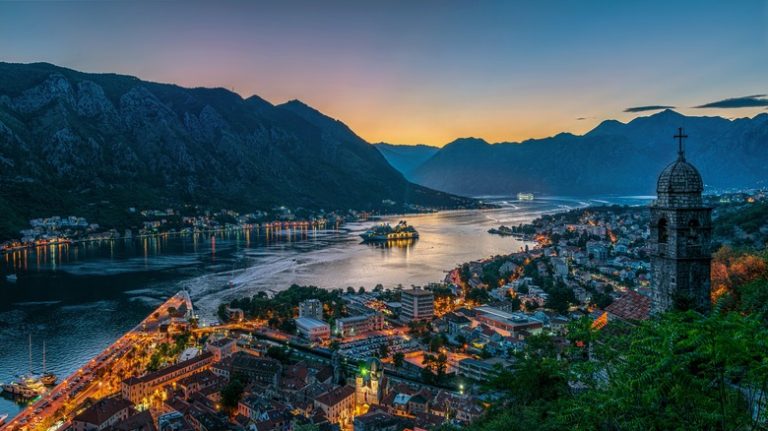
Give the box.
[0,62,474,239]
[407,109,768,196]
[373,143,439,179]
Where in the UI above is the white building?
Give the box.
[400,288,434,322]
[295,317,331,341]
[335,313,384,337]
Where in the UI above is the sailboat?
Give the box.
[0,335,47,398]
[40,341,57,386]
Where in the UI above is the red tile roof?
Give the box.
[314,385,355,407]
[605,290,651,321]
[73,397,132,426]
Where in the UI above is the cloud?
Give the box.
[623,105,675,113]
[694,94,768,109]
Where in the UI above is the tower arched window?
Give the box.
[687,219,700,244]
[658,218,668,244]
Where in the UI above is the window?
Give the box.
[687,219,700,245]
[658,218,668,244]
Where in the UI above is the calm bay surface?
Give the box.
[0,196,650,417]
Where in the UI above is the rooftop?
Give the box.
[124,351,213,385]
[73,397,132,426]
[314,385,355,406]
[295,317,329,329]
[401,288,434,297]
[605,290,651,321]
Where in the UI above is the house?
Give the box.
[107,411,157,431]
[72,397,133,431]
[121,352,214,405]
[176,370,222,400]
[353,410,406,431]
[314,385,356,424]
[605,290,651,321]
[213,351,282,386]
[205,337,238,361]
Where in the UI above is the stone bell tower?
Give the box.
[355,357,383,406]
[649,128,712,313]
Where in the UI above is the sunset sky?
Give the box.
[1,0,766,146]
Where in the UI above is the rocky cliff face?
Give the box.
[0,62,473,239]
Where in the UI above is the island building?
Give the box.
[299,299,324,320]
[335,312,384,337]
[295,316,331,341]
[399,288,434,322]
[650,128,713,313]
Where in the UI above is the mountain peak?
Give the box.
[587,119,625,136]
[445,137,490,147]
[649,108,684,118]
[280,99,315,111]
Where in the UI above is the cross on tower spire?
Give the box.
[674,127,688,160]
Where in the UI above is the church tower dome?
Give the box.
[655,128,704,208]
[657,159,703,194]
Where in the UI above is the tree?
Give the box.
[422,353,448,384]
[393,352,405,367]
[266,346,291,362]
[429,334,446,352]
[472,310,768,431]
[524,300,539,311]
[467,287,490,304]
[544,287,575,314]
[220,378,245,414]
[456,333,467,348]
[590,291,613,309]
[378,343,389,358]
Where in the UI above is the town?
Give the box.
[0,206,352,254]
[2,184,763,431]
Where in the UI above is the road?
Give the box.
[1,292,191,431]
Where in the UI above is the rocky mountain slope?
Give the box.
[406,110,768,196]
[0,62,474,239]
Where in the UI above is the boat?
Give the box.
[40,341,57,386]
[360,220,419,242]
[0,413,9,426]
[517,192,534,201]
[0,335,53,399]
[1,380,43,399]
[5,274,17,283]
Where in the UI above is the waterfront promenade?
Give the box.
[1,292,192,431]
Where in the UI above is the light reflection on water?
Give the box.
[0,196,650,418]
